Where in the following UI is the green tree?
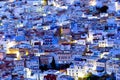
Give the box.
[50,57,56,69]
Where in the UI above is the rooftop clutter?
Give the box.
[0,0,119,80]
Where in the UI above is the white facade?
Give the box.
[61,45,71,50]
[116,70,120,80]
[98,39,114,47]
[67,65,87,80]
[106,60,120,75]
[87,29,94,44]
[76,39,86,45]
[98,39,107,47]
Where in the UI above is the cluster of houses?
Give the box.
[0,0,120,80]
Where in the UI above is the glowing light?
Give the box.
[19,23,23,27]
[26,68,31,78]
[9,0,14,2]
[78,72,85,78]
[100,52,109,58]
[26,50,29,55]
[43,26,50,30]
[16,52,21,60]
[33,26,36,29]
[43,13,47,17]
[59,23,63,26]
[61,36,64,39]
[115,2,120,11]
[66,0,75,4]
[41,0,47,6]
[73,40,77,43]
[7,41,16,48]
[87,31,93,43]
[60,27,63,34]
[93,66,96,70]
[47,11,51,14]
[61,6,68,9]
[37,7,43,12]
[53,2,60,7]
[6,41,20,60]
[33,2,38,6]
[89,0,96,6]
[82,13,86,18]
[2,36,5,39]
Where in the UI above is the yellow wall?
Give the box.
[41,0,48,6]
[7,48,19,54]
[7,48,29,60]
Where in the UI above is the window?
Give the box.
[76,73,78,76]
